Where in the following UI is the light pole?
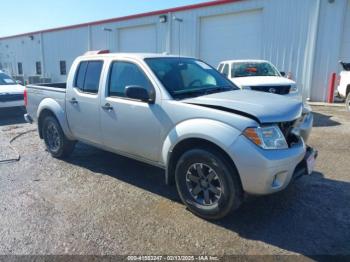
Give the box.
[103,27,113,51]
[173,16,183,56]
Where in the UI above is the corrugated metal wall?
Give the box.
[0,0,348,101]
[312,0,348,101]
[340,0,350,62]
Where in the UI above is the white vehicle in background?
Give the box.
[337,61,350,111]
[217,60,300,100]
[0,71,25,108]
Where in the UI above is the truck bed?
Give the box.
[26,82,67,124]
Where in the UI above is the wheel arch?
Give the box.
[37,98,74,140]
[166,137,243,190]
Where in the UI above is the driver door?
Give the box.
[100,60,162,162]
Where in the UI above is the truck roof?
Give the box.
[220,59,270,64]
[81,52,194,60]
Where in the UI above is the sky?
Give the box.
[0,0,211,37]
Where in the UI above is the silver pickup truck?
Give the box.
[24,52,316,220]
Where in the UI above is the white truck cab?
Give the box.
[217,60,300,100]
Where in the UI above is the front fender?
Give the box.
[37,98,74,140]
[161,118,241,167]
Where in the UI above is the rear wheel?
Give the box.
[175,148,242,220]
[42,116,75,158]
[346,92,350,112]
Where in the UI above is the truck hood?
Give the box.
[183,90,303,124]
[231,76,296,88]
[0,84,25,94]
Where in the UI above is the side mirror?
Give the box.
[16,80,23,85]
[125,85,155,103]
[280,71,286,77]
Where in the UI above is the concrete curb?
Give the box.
[308,102,345,107]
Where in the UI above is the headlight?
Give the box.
[289,85,298,93]
[243,126,288,150]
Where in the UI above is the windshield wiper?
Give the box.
[173,86,234,100]
[203,86,234,95]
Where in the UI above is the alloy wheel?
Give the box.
[185,163,223,206]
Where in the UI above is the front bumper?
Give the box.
[292,146,318,180]
[229,135,315,195]
[0,100,24,108]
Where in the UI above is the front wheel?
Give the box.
[42,116,76,158]
[175,148,243,220]
[346,92,350,112]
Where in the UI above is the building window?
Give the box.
[18,63,23,75]
[36,61,42,75]
[60,60,67,75]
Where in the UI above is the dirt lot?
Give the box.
[0,106,349,257]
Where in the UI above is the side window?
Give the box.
[74,61,88,91]
[84,61,103,93]
[74,61,103,94]
[222,64,229,77]
[218,63,223,72]
[108,61,152,98]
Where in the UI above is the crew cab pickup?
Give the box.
[24,52,316,219]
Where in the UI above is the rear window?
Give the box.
[74,61,103,94]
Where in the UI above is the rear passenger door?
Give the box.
[66,60,103,145]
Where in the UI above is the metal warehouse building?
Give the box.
[0,0,349,101]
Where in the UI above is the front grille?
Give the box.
[250,85,291,95]
[0,94,24,102]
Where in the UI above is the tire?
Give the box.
[42,116,76,158]
[175,148,243,220]
[346,92,350,112]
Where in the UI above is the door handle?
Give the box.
[69,98,78,104]
[101,103,113,111]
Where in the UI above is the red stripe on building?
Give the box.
[0,0,242,40]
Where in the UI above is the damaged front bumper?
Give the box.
[292,146,318,180]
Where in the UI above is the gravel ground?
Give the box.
[0,106,349,257]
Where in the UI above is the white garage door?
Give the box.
[340,0,350,62]
[118,24,157,53]
[199,10,262,67]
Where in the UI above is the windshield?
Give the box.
[0,73,16,85]
[145,57,238,99]
[231,62,280,78]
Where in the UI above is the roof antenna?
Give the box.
[173,16,183,58]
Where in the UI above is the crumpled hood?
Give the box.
[232,76,296,88]
[183,90,303,123]
[0,84,25,94]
